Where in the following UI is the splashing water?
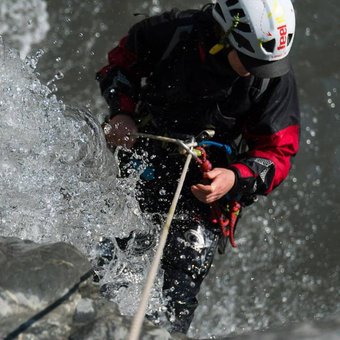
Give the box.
[0,41,164,316]
[0,0,50,58]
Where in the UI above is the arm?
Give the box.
[192,71,300,204]
[96,9,189,119]
[229,72,300,198]
[96,10,193,147]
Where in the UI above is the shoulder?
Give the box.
[128,6,215,35]
[254,67,300,128]
[129,9,198,32]
[266,67,298,101]
[125,7,216,59]
[250,66,298,102]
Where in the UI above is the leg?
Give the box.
[161,218,220,333]
[119,147,220,332]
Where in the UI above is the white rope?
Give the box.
[127,149,193,340]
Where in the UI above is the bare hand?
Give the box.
[191,168,236,204]
[103,114,137,149]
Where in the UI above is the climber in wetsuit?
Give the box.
[96,0,300,333]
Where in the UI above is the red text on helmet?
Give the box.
[277,24,287,51]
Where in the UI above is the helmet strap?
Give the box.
[209,34,232,55]
[209,13,240,55]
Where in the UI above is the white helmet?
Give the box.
[212,0,296,77]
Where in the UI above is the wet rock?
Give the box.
[0,236,91,299]
[0,236,92,339]
[73,298,96,323]
[0,236,187,340]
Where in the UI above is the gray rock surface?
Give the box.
[0,237,185,340]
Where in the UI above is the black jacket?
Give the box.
[96,6,300,198]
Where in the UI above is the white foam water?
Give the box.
[0,41,164,316]
[0,0,50,58]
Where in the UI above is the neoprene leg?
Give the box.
[161,219,220,333]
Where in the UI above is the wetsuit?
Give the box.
[96,5,300,333]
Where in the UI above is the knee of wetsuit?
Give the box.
[162,222,220,279]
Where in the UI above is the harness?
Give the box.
[128,131,242,252]
[194,141,242,251]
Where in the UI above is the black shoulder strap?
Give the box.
[161,24,193,61]
[249,76,270,101]
[159,8,209,61]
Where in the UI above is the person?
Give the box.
[95,0,300,334]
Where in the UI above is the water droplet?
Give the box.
[55,71,64,80]
[49,84,58,93]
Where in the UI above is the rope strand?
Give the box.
[128,145,194,340]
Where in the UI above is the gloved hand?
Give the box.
[103,114,137,149]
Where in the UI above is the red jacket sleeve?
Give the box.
[229,71,300,197]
